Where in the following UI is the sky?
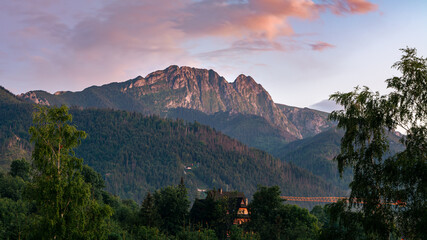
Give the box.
[1,0,426,110]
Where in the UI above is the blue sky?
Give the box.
[1,0,426,110]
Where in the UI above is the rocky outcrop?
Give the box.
[19,91,50,105]
[276,104,335,138]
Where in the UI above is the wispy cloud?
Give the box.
[310,41,335,51]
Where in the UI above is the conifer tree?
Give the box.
[139,192,160,228]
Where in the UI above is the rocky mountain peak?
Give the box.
[19,65,304,139]
[234,74,256,85]
[233,74,268,97]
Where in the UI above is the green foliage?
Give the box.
[190,191,235,239]
[228,225,260,240]
[82,164,105,200]
[175,228,218,240]
[0,160,32,239]
[132,225,169,240]
[309,206,328,228]
[153,183,190,235]
[329,48,427,238]
[311,203,367,240]
[0,173,26,201]
[0,198,30,239]
[9,158,30,181]
[139,192,161,228]
[114,199,139,231]
[277,204,320,240]
[28,105,112,239]
[247,186,320,240]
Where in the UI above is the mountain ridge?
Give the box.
[19,65,334,141]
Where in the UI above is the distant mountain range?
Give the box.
[19,66,335,150]
[0,86,343,204]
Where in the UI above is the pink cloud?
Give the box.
[310,41,335,51]
[347,0,377,13]
[179,0,318,39]
[325,0,377,15]
[0,0,377,93]
[179,0,376,39]
[249,0,318,18]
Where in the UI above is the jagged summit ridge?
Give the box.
[124,65,301,137]
[19,65,303,139]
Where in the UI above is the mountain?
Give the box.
[276,104,335,138]
[1,87,343,203]
[19,66,335,150]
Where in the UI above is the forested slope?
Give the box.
[165,108,293,153]
[0,87,343,203]
[271,128,351,189]
[273,127,404,190]
[0,87,32,169]
[70,108,343,202]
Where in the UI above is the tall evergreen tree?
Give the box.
[139,192,160,228]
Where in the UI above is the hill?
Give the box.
[0,87,32,169]
[271,128,351,189]
[272,127,405,190]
